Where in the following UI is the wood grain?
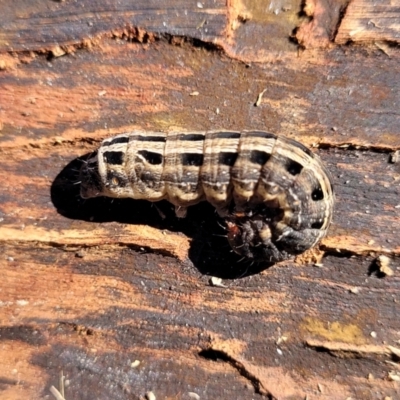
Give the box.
[1,1,400,399]
[336,0,400,45]
[296,0,350,48]
[0,0,304,63]
[0,0,227,52]
[0,125,399,399]
[297,0,400,48]
[1,40,399,149]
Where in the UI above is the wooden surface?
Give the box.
[0,1,400,399]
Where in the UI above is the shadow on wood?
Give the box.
[50,156,273,279]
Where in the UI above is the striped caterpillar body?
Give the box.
[80,130,334,262]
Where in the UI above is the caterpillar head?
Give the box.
[226,199,330,263]
[80,152,103,199]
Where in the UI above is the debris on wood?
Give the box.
[276,336,288,345]
[50,386,66,400]
[131,360,141,368]
[389,150,399,164]
[59,371,66,398]
[375,41,393,57]
[145,391,156,400]
[254,89,267,107]
[196,19,206,29]
[209,277,227,287]
[377,255,394,277]
[295,247,325,265]
[51,46,66,58]
[388,371,400,382]
[50,371,66,400]
[349,287,360,294]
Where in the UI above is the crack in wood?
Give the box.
[199,348,274,399]
[200,336,304,399]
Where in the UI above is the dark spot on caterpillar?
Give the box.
[250,150,270,165]
[218,152,238,166]
[140,171,153,182]
[135,135,166,142]
[312,185,324,201]
[103,151,124,165]
[211,131,241,140]
[178,134,205,141]
[102,136,130,146]
[212,184,226,193]
[138,150,163,165]
[311,220,324,229]
[286,159,303,176]
[254,202,284,221]
[246,131,276,139]
[181,153,204,166]
[139,171,158,188]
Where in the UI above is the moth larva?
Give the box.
[80,130,334,262]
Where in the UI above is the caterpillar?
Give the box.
[80,130,334,262]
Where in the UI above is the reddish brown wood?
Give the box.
[297,0,400,49]
[0,1,399,399]
[296,0,351,48]
[0,0,227,52]
[336,0,400,44]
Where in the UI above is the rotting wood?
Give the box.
[0,225,189,261]
[0,1,400,399]
[1,1,400,63]
[296,0,351,48]
[335,0,400,45]
[0,0,228,53]
[1,244,398,399]
[1,41,400,150]
[296,0,400,49]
